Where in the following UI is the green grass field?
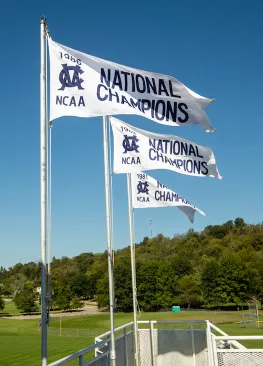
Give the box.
[0,300,20,315]
[0,310,263,366]
[0,300,41,315]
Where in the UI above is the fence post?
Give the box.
[79,354,84,366]
[124,326,128,366]
[211,336,219,366]
[206,322,214,366]
[150,321,156,366]
[190,323,196,366]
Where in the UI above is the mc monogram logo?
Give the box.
[122,135,139,154]
[58,64,84,90]
[137,181,149,194]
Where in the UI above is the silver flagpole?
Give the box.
[40,15,48,366]
[103,115,116,366]
[127,173,139,366]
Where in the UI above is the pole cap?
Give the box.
[40,15,46,24]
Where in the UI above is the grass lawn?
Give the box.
[0,300,20,315]
[0,311,262,365]
[0,300,41,315]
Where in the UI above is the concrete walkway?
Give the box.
[2,304,103,320]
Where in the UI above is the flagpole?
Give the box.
[40,15,48,366]
[103,115,116,366]
[127,173,139,366]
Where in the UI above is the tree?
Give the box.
[2,218,263,312]
[137,261,160,311]
[177,274,201,309]
[96,274,109,309]
[73,253,94,273]
[71,297,84,310]
[113,257,133,311]
[0,285,5,311]
[234,217,245,228]
[218,253,248,304]
[0,296,4,311]
[171,254,192,278]
[201,259,221,306]
[9,273,27,296]
[204,225,228,239]
[14,286,38,313]
[70,273,91,299]
[53,286,73,311]
[156,262,177,308]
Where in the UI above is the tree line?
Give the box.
[0,217,263,313]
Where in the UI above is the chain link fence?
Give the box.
[138,321,209,366]
[217,350,263,366]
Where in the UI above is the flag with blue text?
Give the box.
[48,39,215,132]
[131,172,205,223]
[110,117,221,179]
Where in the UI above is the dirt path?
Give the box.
[2,305,104,320]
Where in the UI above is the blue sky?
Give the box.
[1,0,262,268]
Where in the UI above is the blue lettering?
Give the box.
[69,96,76,107]
[149,148,156,161]
[201,161,208,175]
[145,77,157,94]
[155,100,165,121]
[112,71,123,90]
[141,99,151,114]
[100,68,111,87]
[97,84,108,101]
[121,95,131,107]
[130,98,141,110]
[109,89,120,103]
[122,157,141,164]
[56,96,63,105]
[135,74,146,93]
[166,101,177,122]
[158,79,169,96]
[168,80,181,98]
[78,96,85,106]
[63,96,69,106]
[176,159,183,169]
[189,144,196,157]
[178,103,189,123]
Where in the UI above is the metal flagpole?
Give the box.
[103,115,116,366]
[40,15,48,366]
[127,173,139,366]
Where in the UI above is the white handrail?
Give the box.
[48,341,105,366]
[207,321,246,350]
[137,320,207,324]
[95,322,134,339]
[217,349,263,352]
[214,336,263,340]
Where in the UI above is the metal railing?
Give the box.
[95,322,134,365]
[48,319,263,366]
[207,320,263,366]
[48,340,106,366]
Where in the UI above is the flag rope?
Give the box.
[46,29,52,325]
[46,122,52,323]
[132,209,141,318]
[108,117,115,265]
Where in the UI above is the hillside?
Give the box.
[1,217,263,312]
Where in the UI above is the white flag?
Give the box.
[48,39,215,133]
[110,117,221,179]
[131,172,205,223]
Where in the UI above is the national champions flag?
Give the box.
[110,117,221,179]
[48,38,215,133]
[131,172,205,223]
